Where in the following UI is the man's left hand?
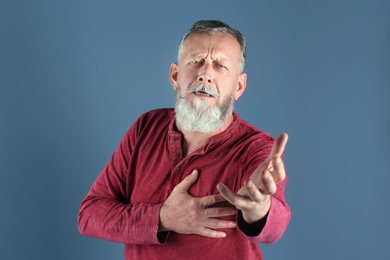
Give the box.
[217,132,288,224]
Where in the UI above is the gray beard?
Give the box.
[174,91,235,133]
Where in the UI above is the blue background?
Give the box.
[1,0,389,259]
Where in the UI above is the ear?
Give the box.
[169,63,179,90]
[234,72,247,101]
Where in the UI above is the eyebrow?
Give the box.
[187,52,229,63]
[187,52,203,59]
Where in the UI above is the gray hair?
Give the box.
[177,20,246,73]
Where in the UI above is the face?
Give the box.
[170,32,247,113]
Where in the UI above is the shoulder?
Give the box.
[129,108,175,136]
[137,108,175,123]
[233,113,274,146]
[231,113,274,170]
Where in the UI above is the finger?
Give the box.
[204,217,236,229]
[249,133,288,187]
[269,132,288,159]
[217,184,256,209]
[272,157,286,184]
[217,183,237,204]
[260,170,277,195]
[245,179,267,202]
[204,206,237,218]
[201,193,228,207]
[198,227,228,238]
[175,169,199,192]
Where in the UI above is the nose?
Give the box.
[197,64,213,84]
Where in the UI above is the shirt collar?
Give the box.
[168,112,241,148]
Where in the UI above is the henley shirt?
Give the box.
[78,108,291,259]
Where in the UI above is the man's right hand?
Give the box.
[159,170,237,238]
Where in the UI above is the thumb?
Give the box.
[175,169,199,192]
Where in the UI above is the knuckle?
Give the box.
[201,208,209,218]
[204,207,214,216]
[205,230,219,238]
[205,196,216,206]
[188,198,196,206]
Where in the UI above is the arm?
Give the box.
[77,128,164,245]
[78,126,238,244]
[236,177,290,243]
[218,133,291,243]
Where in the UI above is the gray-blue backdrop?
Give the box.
[1,0,389,259]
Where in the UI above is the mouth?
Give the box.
[193,90,214,97]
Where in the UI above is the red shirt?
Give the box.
[78,109,290,259]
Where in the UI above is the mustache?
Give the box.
[186,83,220,97]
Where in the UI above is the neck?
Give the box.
[177,114,234,156]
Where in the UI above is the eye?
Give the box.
[217,63,227,70]
[189,59,202,65]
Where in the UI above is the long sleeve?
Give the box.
[77,110,291,259]
[236,135,291,244]
[77,125,165,245]
[237,178,291,244]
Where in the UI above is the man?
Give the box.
[78,20,291,259]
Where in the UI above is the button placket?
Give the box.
[169,134,183,175]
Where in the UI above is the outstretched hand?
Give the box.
[159,170,237,238]
[217,133,288,224]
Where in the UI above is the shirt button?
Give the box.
[173,137,178,142]
[176,168,181,173]
[174,152,180,158]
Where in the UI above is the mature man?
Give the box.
[78,20,291,259]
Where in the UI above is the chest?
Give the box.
[127,137,246,204]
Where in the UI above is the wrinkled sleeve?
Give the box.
[236,136,291,244]
[77,119,166,245]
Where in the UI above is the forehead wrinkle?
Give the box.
[187,50,230,63]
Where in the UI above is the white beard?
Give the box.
[174,87,235,133]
